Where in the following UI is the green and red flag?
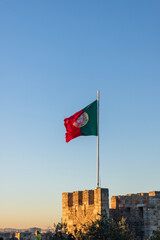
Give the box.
[64,100,97,142]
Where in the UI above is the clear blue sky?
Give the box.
[0,0,160,229]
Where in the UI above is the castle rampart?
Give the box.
[62,188,109,233]
[110,191,160,239]
[62,189,160,239]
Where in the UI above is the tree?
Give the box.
[74,215,135,240]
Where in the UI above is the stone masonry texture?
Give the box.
[62,189,160,240]
[110,191,160,240]
[62,188,109,234]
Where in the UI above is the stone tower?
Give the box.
[62,188,109,234]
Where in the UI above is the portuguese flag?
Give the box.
[64,100,97,142]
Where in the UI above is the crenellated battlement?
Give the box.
[110,190,160,239]
[62,190,95,208]
[111,191,160,210]
[63,189,160,239]
[62,188,109,233]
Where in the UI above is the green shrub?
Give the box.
[74,215,135,240]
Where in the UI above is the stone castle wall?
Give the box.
[62,188,109,234]
[62,189,160,239]
[110,191,160,239]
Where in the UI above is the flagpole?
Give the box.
[97,90,100,188]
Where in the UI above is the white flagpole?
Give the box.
[97,90,100,188]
